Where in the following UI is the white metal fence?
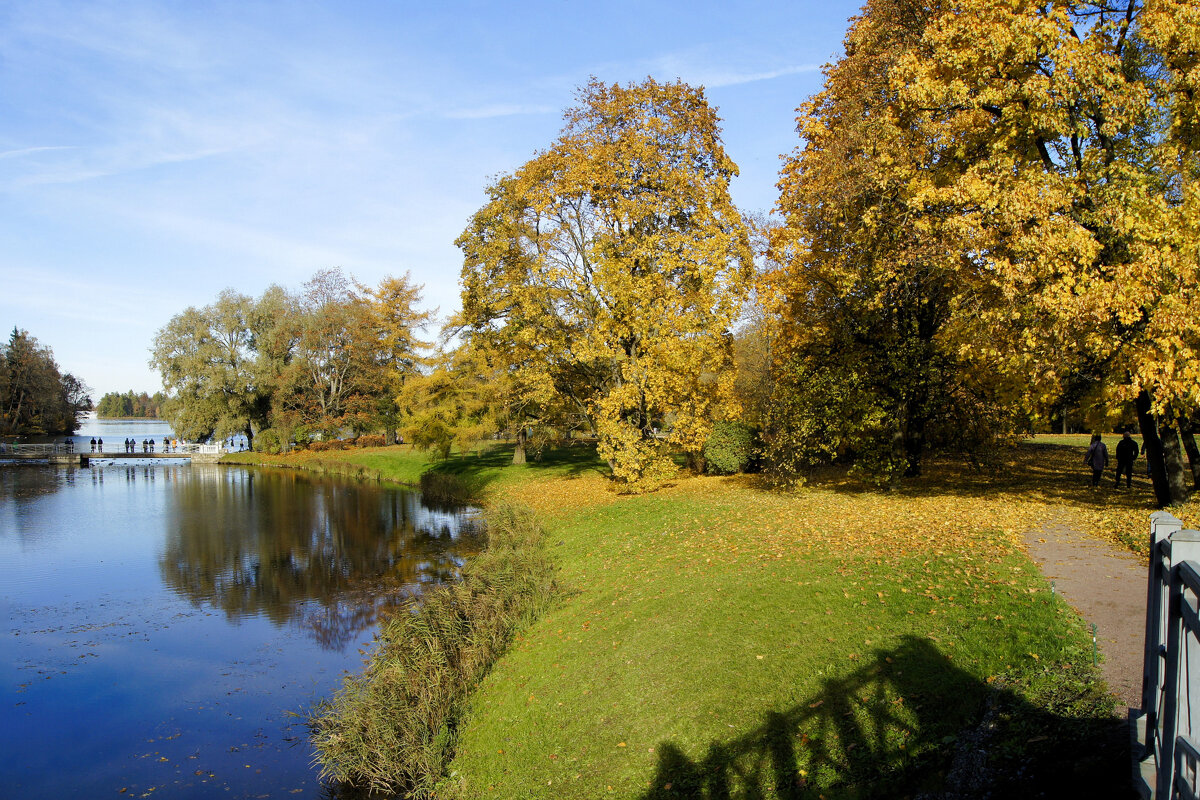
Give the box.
[0,442,223,456]
[1133,511,1200,799]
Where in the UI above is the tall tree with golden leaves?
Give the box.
[891,0,1199,503]
[457,78,753,486]
[772,0,1019,482]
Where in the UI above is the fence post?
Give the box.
[1145,514,1186,735]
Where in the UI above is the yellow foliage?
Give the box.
[457,78,753,486]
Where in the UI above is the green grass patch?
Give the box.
[445,483,1123,799]
[222,440,608,495]
[244,439,1150,796]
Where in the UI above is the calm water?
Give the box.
[1,461,482,798]
[11,415,251,453]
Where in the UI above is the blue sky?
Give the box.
[0,1,862,398]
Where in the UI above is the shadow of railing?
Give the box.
[641,636,1128,800]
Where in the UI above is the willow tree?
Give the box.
[891,0,1200,504]
[457,78,753,486]
[151,289,273,444]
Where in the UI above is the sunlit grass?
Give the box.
[438,437,1167,798]
[239,435,1177,796]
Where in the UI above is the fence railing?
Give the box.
[0,442,79,454]
[0,442,225,456]
[1133,511,1200,799]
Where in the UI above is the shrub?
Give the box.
[309,504,555,796]
[703,421,758,475]
[356,434,387,448]
[253,428,284,455]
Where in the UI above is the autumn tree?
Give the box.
[358,273,433,443]
[0,327,91,435]
[771,0,1020,483]
[457,77,753,486]
[397,338,497,460]
[730,213,786,430]
[886,0,1200,504]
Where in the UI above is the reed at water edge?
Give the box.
[309,503,556,797]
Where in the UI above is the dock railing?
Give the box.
[0,441,224,456]
[1133,511,1200,799]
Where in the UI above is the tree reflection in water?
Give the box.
[158,466,483,652]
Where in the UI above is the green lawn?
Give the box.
[444,477,1121,798]
[240,437,1172,797]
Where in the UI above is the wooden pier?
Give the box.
[1,443,224,465]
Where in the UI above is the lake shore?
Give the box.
[245,437,1174,797]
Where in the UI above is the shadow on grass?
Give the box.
[424,441,609,500]
[745,440,1164,518]
[641,636,1129,800]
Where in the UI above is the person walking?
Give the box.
[89,437,96,453]
[1085,433,1109,488]
[1114,431,1140,488]
[96,437,103,453]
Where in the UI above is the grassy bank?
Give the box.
[445,461,1129,798]
[248,436,1187,796]
[221,440,608,501]
[310,504,556,797]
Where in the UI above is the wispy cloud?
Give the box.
[443,103,557,120]
[701,63,823,88]
[0,145,77,160]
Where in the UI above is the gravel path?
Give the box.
[1022,514,1147,712]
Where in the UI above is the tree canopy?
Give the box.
[767,0,1200,503]
[457,77,753,486]
[95,390,165,419]
[150,271,430,447]
[0,327,91,436]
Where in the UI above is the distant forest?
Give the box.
[1,327,92,435]
[95,390,165,419]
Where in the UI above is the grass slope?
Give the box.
[242,436,1191,796]
[446,471,1127,798]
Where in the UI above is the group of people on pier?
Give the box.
[87,437,182,454]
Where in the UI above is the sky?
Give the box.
[0,0,863,399]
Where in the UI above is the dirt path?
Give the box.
[1022,514,1147,712]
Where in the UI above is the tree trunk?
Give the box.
[1136,390,1173,508]
[1180,415,1200,491]
[512,427,527,465]
[1161,415,1192,504]
[244,425,255,450]
[1061,409,1068,435]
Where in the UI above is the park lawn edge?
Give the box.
[441,474,1123,799]
[227,439,1159,795]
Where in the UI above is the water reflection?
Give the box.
[1,461,480,798]
[156,466,483,652]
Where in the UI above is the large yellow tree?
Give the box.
[891,0,1200,503]
[772,0,1020,482]
[457,78,753,486]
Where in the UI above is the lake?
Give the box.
[0,457,482,798]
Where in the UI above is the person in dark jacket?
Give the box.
[1085,433,1108,487]
[1114,431,1140,489]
